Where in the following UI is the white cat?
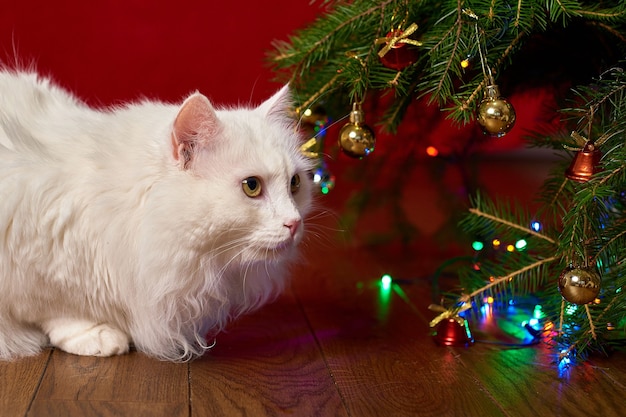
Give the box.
[0,70,313,361]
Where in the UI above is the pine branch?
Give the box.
[584,304,597,340]
[295,74,341,113]
[468,208,556,244]
[431,1,465,103]
[464,255,559,299]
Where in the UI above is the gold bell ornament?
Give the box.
[338,102,376,158]
[477,84,516,137]
[565,141,602,183]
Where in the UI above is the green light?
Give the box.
[472,241,484,251]
[321,186,330,194]
[381,274,392,290]
[378,274,392,323]
[515,239,527,250]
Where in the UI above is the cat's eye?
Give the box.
[242,176,262,198]
[290,174,301,194]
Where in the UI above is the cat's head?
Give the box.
[169,86,314,263]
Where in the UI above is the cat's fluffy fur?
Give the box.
[0,70,313,361]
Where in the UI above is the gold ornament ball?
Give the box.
[477,85,516,137]
[558,265,601,305]
[338,103,375,158]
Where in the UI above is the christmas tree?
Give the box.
[269,0,626,360]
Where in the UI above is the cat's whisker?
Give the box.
[208,234,255,258]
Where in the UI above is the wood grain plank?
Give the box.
[292,245,508,417]
[590,352,626,391]
[28,349,188,417]
[0,349,51,417]
[449,343,626,417]
[190,290,347,417]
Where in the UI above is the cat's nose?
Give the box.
[284,219,301,238]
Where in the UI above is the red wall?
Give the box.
[0,1,321,106]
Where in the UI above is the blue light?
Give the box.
[558,350,572,378]
[480,304,488,315]
[531,221,542,232]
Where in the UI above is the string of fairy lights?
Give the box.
[371,218,577,365]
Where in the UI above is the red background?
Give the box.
[0,1,320,106]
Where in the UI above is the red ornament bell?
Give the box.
[433,318,474,347]
[376,24,422,71]
[565,141,602,183]
[379,33,419,70]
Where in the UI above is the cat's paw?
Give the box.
[44,319,130,357]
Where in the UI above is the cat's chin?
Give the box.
[257,239,298,261]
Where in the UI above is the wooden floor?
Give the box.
[1,240,625,417]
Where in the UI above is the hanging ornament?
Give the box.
[338,102,376,158]
[300,137,321,159]
[463,9,516,137]
[558,265,602,305]
[296,105,327,160]
[374,23,422,70]
[564,133,602,183]
[565,141,601,182]
[477,84,516,137]
[295,105,337,193]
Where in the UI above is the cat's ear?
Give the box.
[257,85,292,120]
[171,93,221,169]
